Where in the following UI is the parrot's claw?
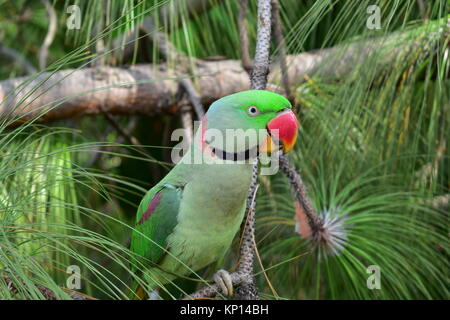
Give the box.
[213,269,234,297]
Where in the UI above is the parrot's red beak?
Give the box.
[260,109,298,153]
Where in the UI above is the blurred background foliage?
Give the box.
[0,0,449,299]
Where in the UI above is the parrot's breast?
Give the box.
[161,159,254,276]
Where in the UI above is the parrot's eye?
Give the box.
[247,106,260,116]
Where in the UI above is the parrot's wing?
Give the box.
[131,183,183,269]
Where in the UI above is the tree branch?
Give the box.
[1,21,448,125]
[232,0,273,300]
[278,154,320,233]
[250,0,272,91]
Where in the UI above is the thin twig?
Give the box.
[271,0,292,100]
[180,103,194,145]
[179,78,205,119]
[91,1,106,67]
[278,154,321,233]
[238,0,252,74]
[417,0,427,20]
[149,31,191,68]
[99,106,147,154]
[150,31,205,120]
[100,106,170,182]
[280,154,351,256]
[3,276,89,300]
[253,234,279,299]
[113,0,224,63]
[0,43,36,75]
[38,0,57,70]
[85,117,139,168]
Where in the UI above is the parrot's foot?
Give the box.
[213,269,234,297]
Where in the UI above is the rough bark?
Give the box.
[250,0,272,91]
[1,22,448,125]
[0,61,249,125]
[233,0,273,300]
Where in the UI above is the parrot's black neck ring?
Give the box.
[210,145,259,161]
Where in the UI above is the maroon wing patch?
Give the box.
[137,192,162,225]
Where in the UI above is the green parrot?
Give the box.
[130,90,298,299]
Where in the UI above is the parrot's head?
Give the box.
[201,90,298,159]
